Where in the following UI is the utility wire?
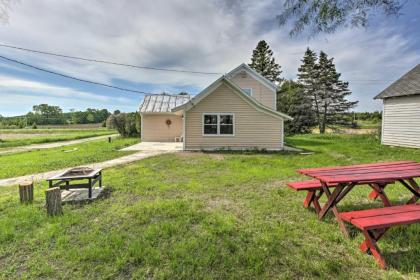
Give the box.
[0,43,222,75]
[0,43,396,82]
[0,54,160,95]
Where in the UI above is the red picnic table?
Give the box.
[297,161,420,236]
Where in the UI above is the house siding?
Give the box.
[184,83,283,150]
[142,113,183,142]
[229,72,276,110]
[382,95,420,148]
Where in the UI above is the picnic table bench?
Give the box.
[289,161,420,237]
[287,180,338,211]
[340,204,420,269]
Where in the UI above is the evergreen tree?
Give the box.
[298,49,357,133]
[315,51,358,133]
[278,0,402,37]
[277,80,315,134]
[249,40,282,83]
[297,48,318,129]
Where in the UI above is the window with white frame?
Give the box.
[242,88,253,96]
[203,113,234,135]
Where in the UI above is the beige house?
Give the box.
[374,64,420,148]
[139,63,292,150]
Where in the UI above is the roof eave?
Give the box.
[222,78,292,120]
[226,63,277,92]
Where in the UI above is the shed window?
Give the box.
[242,88,253,96]
[203,113,234,136]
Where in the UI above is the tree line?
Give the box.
[0,104,111,128]
[248,40,358,134]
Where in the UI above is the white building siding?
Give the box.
[382,95,420,148]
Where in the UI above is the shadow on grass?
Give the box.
[285,138,332,147]
[384,249,420,272]
[196,147,318,156]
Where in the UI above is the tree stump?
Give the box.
[19,181,34,204]
[45,187,63,216]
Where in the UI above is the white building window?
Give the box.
[203,113,234,136]
[242,88,253,96]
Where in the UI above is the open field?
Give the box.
[0,134,419,279]
[0,128,116,149]
[0,137,139,179]
[356,119,381,129]
[36,123,106,129]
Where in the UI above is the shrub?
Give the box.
[106,112,140,137]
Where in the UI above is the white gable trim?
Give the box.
[172,76,292,121]
[226,63,277,92]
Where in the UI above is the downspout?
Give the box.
[140,113,144,141]
[182,111,186,151]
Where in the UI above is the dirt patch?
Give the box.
[176,152,205,158]
[208,154,225,161]
[176,152,225,161]
[204,196,248,218]
[339,128,378,135]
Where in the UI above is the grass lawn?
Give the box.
[0,137,139,179]
[0,128,116,149]
[0,134,419,279]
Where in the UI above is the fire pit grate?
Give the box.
[61,167,95,177]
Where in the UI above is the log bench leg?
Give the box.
[361,229,387,269]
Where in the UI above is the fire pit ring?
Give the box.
[46,167,102,199]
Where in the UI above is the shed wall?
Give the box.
[382,95,420,148]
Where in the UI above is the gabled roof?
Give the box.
[374,64,420,99]
[172,76,292,120]
[139,94,191,113]
[226,63,277,91]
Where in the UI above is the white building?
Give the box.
[375,64,420,148]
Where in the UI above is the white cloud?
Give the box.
[0,75,133,116]
[0,0,418,114]
[0,75,131,102]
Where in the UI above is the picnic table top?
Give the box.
[298,161,420,184]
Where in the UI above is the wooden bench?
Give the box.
[287,180,338,212]
[340,204,420,269]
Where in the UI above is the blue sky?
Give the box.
[0,0,419,116]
